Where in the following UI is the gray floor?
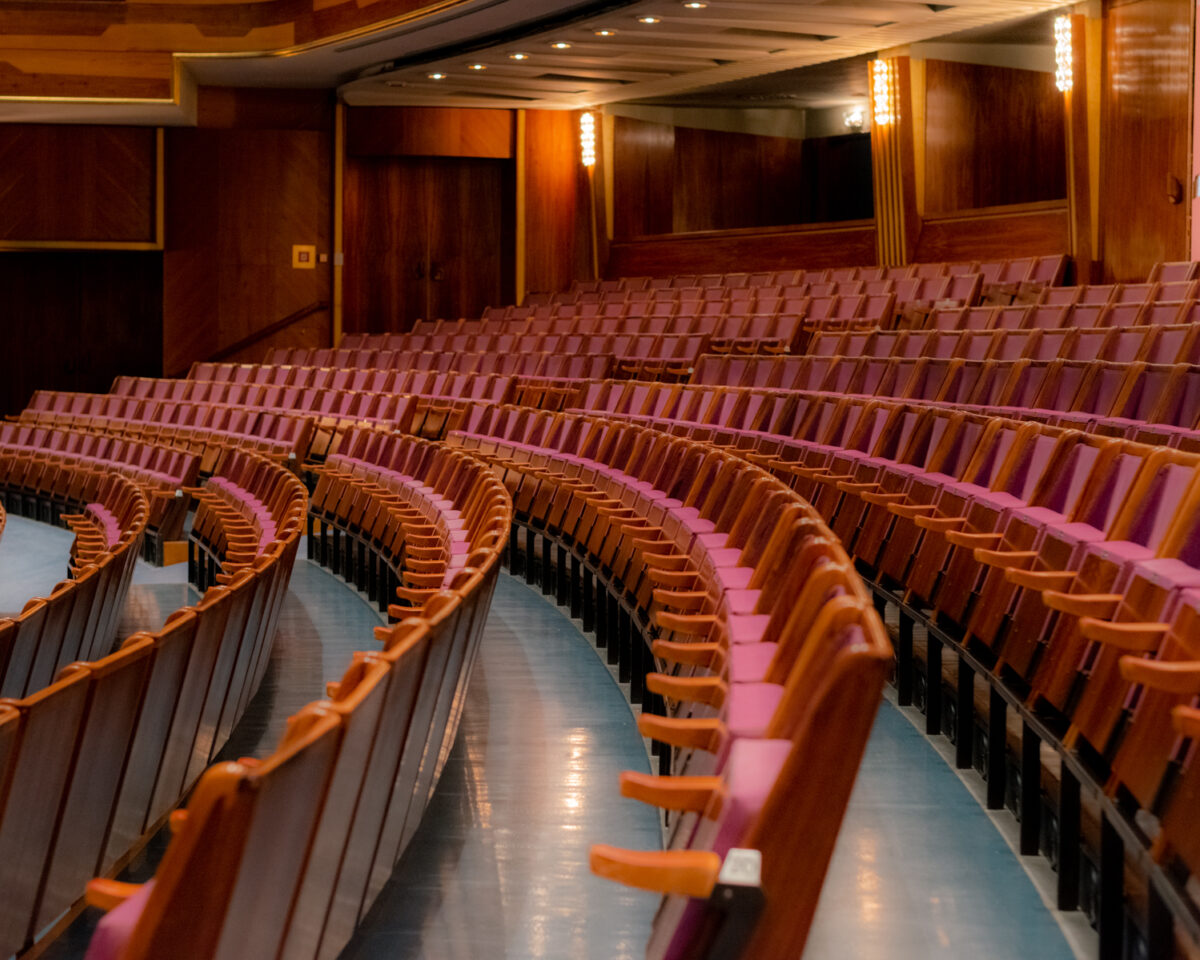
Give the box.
[1,514,1080,960]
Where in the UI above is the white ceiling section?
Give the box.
[336,0,1071,109]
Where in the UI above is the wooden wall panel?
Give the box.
[344,156,513,331]
[612,116,675,238]
[923,60,1066,215]
[606,222,876,278]
[1100,0,1191,281]
[913,201,1070,263]
[163,125,331,375]
[612,118,870,238]
[523,110,591,298]
[197,87,333,131]
[0,252,161,416]
[672,125,805,232]
[347,107,513,158]
[0,125,155,242]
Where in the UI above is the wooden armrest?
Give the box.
[1004,568,1077,591]
[645,673,725,706]
[85,878,144,912]
[643,552,691,572]
[651,639,719,668]
[861,491,907,506]
[974,548,1037,570]
[1042,591,1122,619]
[1119,657,1200,694]
[1172,705,1200,738]
[652,589,711,611]
[637,714,723,752]
[914,515,966,532]
[836,481,880,494]
[589,845,721,898]
[619,771,723,814]
[1079,618,1168,652]
[646,568,698,588]
[656,611,717,636]
[944,530,1004,548]
[888,502,939,519]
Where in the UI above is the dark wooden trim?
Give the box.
[178,300,328,374]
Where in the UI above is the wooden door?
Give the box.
[1101,0,1192,281]
[344,157,430,332]
[426,158,511,323]
[344,156,512,332]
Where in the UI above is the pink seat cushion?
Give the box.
[85,881,156,960]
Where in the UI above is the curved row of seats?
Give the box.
[0,453,147,699]
[83,435,512,960]
[0,446,307,960]
[811,318,1200,365]
[672,356,1200,442]
[445,412,892,958]
[21,394,316,470]
[0,424,198,545]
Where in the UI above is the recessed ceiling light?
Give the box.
[682,1,707,7]
[468,63,487,70]
[508,52,530,60]
[638,16,662,23]
[550,41,572,49]
[594,28,618,36]
[427,72,447,80]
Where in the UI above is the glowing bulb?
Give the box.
[580,111,596,168]
[550,41,572,49]
[594,28,618,36]
[638,16,661,23]
[1054,16,1073,92]
[468,63,486,71]
[509,52,530,60]
[682,1,707,7]
[427,72,447,80]
[871,59,894,126]
[843,107,864,131]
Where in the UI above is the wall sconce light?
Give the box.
[843,107,865,132]
[580,111,597,168]
[1054,16,1073,92]
[871,59,895,126]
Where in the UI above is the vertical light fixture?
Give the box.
[580,111,597,168]
[871,59,895,126]
[1054,15,1073,92]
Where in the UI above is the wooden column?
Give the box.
[869,56,920,266]
[1064,12,1101,282]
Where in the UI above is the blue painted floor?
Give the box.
[341,574,661,960]
[805,699,1075,960]
[0,514,74,615]
[0,511,1080,960]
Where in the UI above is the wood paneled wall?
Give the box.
[611,117,870,238]
[0,252,162,416]
[0,125,156,243]
[923,60,1066,215]
[347,106,513,159]
[523,110,592,298]
[606,221,876,277]
[913,200,1070,263]
[163,90,333,374]
[613,116,674,239]
[1099,0,1191,281]
[343,156,513,331]
[671,125,806,232]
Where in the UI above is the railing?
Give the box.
[170,301,329,377]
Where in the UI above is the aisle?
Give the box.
[340,574,662,960]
